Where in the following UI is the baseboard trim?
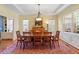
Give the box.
[61,39,79,50]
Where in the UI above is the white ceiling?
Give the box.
[4,4,70,16]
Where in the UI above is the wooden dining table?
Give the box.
[22,32,54,49]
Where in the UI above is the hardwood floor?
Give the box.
[0,39,79,54]
[0,39,13,52]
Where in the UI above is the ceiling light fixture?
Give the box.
[36,4,42,21]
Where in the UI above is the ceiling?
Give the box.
[5,4,70,16]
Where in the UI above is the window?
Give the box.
[0,16,4,32]
[7,17,13,32]
[73,10,79,33]
[23,20,29,31]
[75,14,79,33]
[0,16,7,32]
[48,20,56,32]
[63,14,72,32]
[61,9,79,33]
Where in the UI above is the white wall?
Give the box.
[60,32,79,49]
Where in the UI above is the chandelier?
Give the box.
[36,4,42,21]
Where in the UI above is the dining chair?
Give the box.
[23,32,32,49]
[16,31,24,49]
[54,31,60,48]
[43,32,52,49]
[51,36,55,48]
[23,32,31,36]
[32,32,43,48]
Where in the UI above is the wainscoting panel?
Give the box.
[60,32,79,49]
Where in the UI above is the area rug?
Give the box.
[0,42,16,54]
[0,40,79,54]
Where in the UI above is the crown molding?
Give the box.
[13,4,24,14]
[55,4,71,15]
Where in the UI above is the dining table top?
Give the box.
[22,33,54,37]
